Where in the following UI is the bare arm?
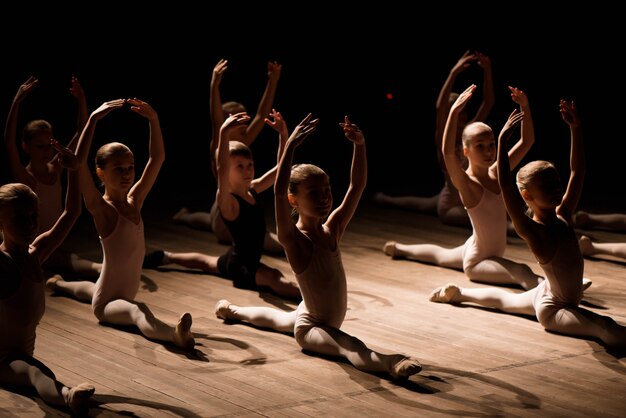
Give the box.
[326,116,366,241]
[209,59,228,176]
[435,51,475,153]
[274,114,318,250]
[216,113,251,221]
[502,86,535,170]
[34,141,82,262]
[442,84,481,206]
[4,76,38,188]
[558,100,585,220]
[496,110,536,241]
[65,76,88,151]
[75,99,126,213]
[242,61,282,146]
[252,109,289,193]
[127,99,165,210]
[473,52,495,123]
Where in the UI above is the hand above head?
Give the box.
[268,61,282,81]
[451,84,476,113]
[128,98,158,121]
[69,76,85,101]
[475,51,491,70]
[15,76,39,102]
[287,113,319,148]
[221,111,251,135]
[559,100,580,127]
[264,108,288,137]
[91,99,126,120]
[51,139,79,170]
[508,86,528,107]
[451,50,477,74]
[498,109,525,144]
[212,58,228,83]
[339,116,364,145]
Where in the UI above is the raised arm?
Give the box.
[252,109,289,193]
[127,99,165,210]
[241,61,282,146]
[4,76,39,188]
[209,59,228,176]
[216,112,251,221]
[473,52,495,123]
[75,99,126,211]
[274,114,318,248]
[65,76,88,151]
[435,51,476,152]
[442,84,479,202]
[558,100,585,220]
[326,116,366,241]
[34,140,82,262]
[496,110,535,240]
[502,86,535,170]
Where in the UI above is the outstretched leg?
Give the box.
[98,300,194,350]
[255,264,301,300]
[383,242,464,270]
[0,353,94,415]
[215,300,297,333]
[172,208,213,231]
[573,211,626,232]
[429,283,537,316]
[295,324,421,380]
[465,256,542,290]
[373,192,439,215]
[46,277,94,302]
[537,304,626,348]
[579,235,626,260]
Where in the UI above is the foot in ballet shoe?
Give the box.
[143,250,165,269]
[45,275,62,292]
[172,207,189,222]
[390,356,422,380]
[383,241,398,258]
[215,299,235,320]
[579,235,593,256]
[174,313,195,350]
[582,278,592,291]
[66,382,95,416]
[429,283,460,303]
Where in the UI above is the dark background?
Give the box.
[2,6,624,218]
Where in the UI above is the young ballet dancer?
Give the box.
[45,98,195,351]
[214,114,422,380]
[1,144,95,415]
[3,76,102,278]
[143,110,300,299]
[173,59,283,253]
[374,50,494,227]
[383,84,545,290]
[430,100,626,348]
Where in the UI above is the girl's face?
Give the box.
[1,200,39,247]
[229,155,254,188]
[98,153,135,191]
[23,132,55,165]
[291,175,332,218]
[464,132,496,168]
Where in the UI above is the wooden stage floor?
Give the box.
[2,201,625,417]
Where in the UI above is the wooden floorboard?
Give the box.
[2,202,626,417]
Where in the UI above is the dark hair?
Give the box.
[22,120,53,144]
[0,183,38,214]
[95,142,133,169]
[228,141,253,160]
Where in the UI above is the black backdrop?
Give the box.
[2,6,624,217]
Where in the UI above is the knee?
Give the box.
[294,325,311,349]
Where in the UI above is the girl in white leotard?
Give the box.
[46,99,195,351]
[384,85,544,290]
[430,100,626,348]
[3,76,102,279]
[214,114,422,380]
